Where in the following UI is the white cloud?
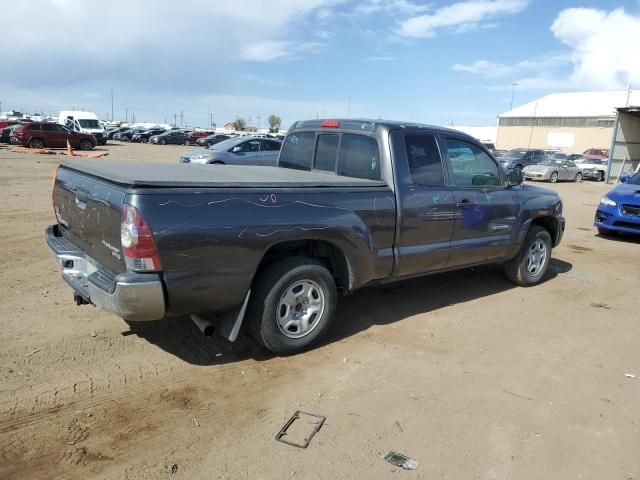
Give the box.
[354,0,429,16]
[452,53,570,79]
[0,0,343,88]
[363,56,396,62]
[551,7,640,89]
[399,0,529,38]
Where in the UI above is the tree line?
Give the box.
[232,115,281,133]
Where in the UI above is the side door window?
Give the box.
[259,140,282,166]
[405,133,445,186]
[447,138,501,188]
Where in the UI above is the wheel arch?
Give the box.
[253,239,352,294]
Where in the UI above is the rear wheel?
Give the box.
[504,225,552,286]
[595,171,603,182]
[246,257,337,354]
[574,172,582,182]
[160,139,166,145]
[184,140,190,145]
[79,139,93,151]
[142,138,148,143]
[550,171,559,183]
[205,142,212,148]
[29,138,45,149]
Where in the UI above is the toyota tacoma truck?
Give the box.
[46,119,565,354]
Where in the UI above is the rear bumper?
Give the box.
[45,225,166,321]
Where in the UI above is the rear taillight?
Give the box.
[321,120,340,128]
[121,203,162,271]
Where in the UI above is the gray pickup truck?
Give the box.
[46,119,565,354]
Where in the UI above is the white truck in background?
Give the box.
[58,111,107,145]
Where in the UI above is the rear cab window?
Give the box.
[279,131,381,180]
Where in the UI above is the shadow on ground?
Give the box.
[131,259,573,365]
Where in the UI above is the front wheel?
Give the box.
[595,171,603,182]
[29,138,45,149]
[549,171,559,183]
[246,257,337,354]
[574,172,582,182]
[504,226,552,286]
[160,139,166,145]
[184,140,190,145]
[79,139,93,151]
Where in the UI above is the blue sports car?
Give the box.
[594,171,640,236]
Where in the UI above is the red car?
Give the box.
[583,148,609,159]
[185,130,214,145]
[12,122,97,150]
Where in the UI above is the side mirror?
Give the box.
[619,174,630,183]
[508,168,524,186]
[232,146,242,153]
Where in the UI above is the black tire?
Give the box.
[184,140,190,145]
[142,138,148,143]
[160,139,166,145]
[29,138,45,149]
[574,172,582,182]
[79,139,93,151]
[246,257,337,355]
[205,142,212,148]
[504,225,552,286]
[598,227,615,237]
[549,171,559,183]
[595,171,603,182]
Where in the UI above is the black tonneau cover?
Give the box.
[60,161,388,188]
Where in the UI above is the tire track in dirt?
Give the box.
[1,354,292,480]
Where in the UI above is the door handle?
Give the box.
[456,199,471,209]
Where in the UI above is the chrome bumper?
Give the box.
[45,225,165,321]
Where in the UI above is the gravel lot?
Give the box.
[1,141,639,480]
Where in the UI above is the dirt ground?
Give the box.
[1,141,639,480]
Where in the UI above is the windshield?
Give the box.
[78,119,101,129]
[207,137,247,151]
[505,149,526,158]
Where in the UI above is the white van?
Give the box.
[58,111,107,145]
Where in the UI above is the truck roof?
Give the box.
[60,161,388,188]
[288,118,472,137]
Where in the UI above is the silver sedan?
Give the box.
[523,159,583,183]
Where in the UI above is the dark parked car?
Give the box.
[46,118,565,354]
[498,149,546,170]
[132,129,166,143]
[114,128,146,142]
[196,134,232,148]
[13,122,96,150]
[105,126,129,139]
[150,130,189,145]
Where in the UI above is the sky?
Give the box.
[1,0,640,129]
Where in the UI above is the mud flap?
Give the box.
[217,290,251,342]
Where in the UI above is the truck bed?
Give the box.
[60,161,388,188]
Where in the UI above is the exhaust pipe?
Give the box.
[191,314,215,336]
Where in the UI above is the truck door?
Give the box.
[444,135,519,267]
[392,131,455,276]
[259,139,282,166]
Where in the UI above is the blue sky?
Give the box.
[1,0,639,129]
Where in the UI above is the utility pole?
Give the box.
[256,113,261,131]
[125,107,128,123]
[210,113,214,128]
[110,88,114,121]
[180,110,183,127]
[510,82,518,110]
[347,96,351,119]
[174,113,178,127]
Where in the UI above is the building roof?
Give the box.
[499,90,640,118]
[449,125,497,143]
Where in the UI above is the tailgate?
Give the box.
[53,167,127,274]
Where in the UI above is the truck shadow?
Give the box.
[131,259,572,365]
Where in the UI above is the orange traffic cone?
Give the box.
[66,139,74,157]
